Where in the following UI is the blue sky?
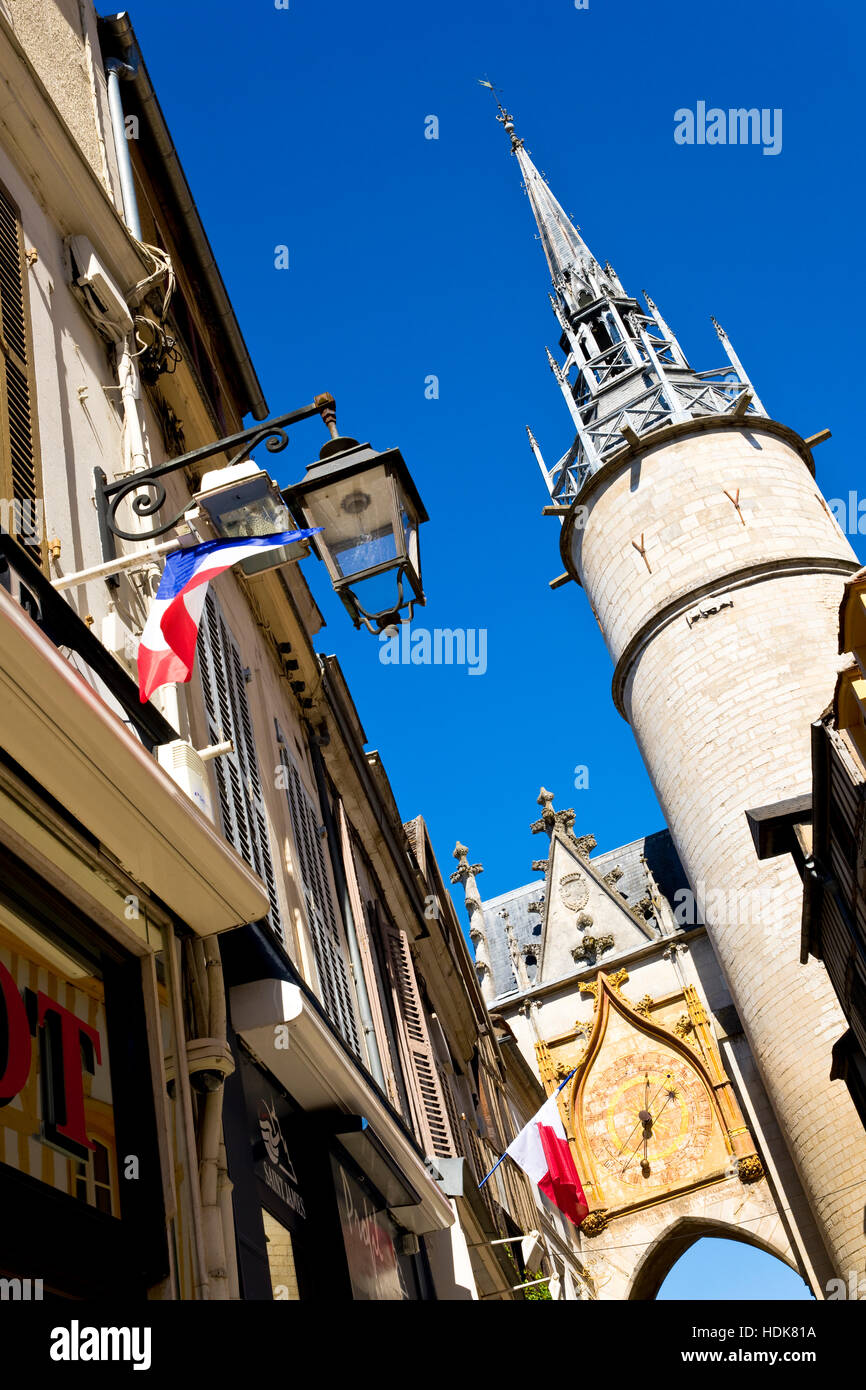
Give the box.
[129,0,865,907]
[128,0,861,1304]
[657,1239,812,1300]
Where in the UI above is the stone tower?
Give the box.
[495,102,866,1277]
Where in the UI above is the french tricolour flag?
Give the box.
[506,1091,589,1227]
[137,530,319,703]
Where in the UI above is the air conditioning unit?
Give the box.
[66,235,134,342]
[156,740,214,822]
[102,611,138,676]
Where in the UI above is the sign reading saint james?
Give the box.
[256,1095,306,1221]
[0,941,117,1208]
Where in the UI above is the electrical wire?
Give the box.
[576,1171,866,1256]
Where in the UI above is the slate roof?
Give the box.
[478,828,692,1001]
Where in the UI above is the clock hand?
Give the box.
[623,1074,680,1177]
[615,1072,656,1165]
[621,1102,655,1178]
[647,1078,680,1130]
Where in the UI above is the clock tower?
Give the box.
[470,100,866,1289]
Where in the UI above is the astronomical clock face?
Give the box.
[581,1048,713,1191]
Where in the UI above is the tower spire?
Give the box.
[488,97,767,502]
[485,87,608,316]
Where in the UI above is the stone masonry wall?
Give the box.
[570,421,866,1276]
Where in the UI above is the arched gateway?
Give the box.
[629,1220,800,1302]
[453,796,836,1300]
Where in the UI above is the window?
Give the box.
[262,1209,300,1301]
[196,591,283,938]
[0,181,41,567]
[277,734,361,1057]
[73,1140,116,1216]
[380,925,455,1159]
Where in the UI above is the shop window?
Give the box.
[0,181,42,568]
[276,732,362,1058]
[196,591,283,938]
[73,1139,116,1217]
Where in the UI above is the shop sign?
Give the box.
[0,957,105,1161]
[332,1156,408,1301]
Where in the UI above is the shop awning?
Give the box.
[230,977,455,1236]
[0,586,269,935]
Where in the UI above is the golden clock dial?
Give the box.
[582,1048,713,1188]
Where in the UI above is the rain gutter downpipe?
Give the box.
[105,55,142,241]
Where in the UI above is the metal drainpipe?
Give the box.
[309,736,386,1090]
[104,51,186,735]
[105,57,142,240]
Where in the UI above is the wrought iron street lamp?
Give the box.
[94,393,428,630]
[283,434,427,634]
[194,461,313,576]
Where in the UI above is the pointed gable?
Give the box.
[536,826,656,984]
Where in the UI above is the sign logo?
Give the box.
[257,1097,297,1183]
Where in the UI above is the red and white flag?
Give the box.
[506,1092,588,1227]
[137,530,319,704]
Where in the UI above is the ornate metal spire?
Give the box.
[488,89,608,316]
[513,144,608,316]
[487,95,768,504]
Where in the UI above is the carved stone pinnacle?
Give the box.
[450,840,483,885]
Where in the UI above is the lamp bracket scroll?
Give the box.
[94,394,337,559]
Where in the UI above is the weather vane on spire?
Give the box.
[477,78,523,150]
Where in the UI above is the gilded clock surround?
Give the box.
[536,972,764,1230]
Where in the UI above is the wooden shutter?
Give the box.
[277,737,362,1057]
[382,924,456,1159]
[0,182,41,567]
[196,591,283,939]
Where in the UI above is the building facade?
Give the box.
[0,2,544,1302]
[454,793,833,1297]
[461,101,866,1293]
[800,571,866,1130]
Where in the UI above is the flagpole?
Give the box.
[51,530,194,591]
[476,1069,576,1189]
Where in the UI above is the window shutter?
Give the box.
[278,738,362,1057]
[196,591,283,939]
[0,183,41,567]
[382,925,456,1159]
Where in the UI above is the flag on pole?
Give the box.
[137,530,320,703]
[506,1092,588,1227]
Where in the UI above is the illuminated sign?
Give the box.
[0,956,105,1161]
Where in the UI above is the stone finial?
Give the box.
[572,833,597,858]
[530,787,556,835]
[450,841,483,885]
[530,786,583,843]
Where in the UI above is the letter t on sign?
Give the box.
[36,992,102,1158]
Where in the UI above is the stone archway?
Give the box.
[627,1215,802,1301]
